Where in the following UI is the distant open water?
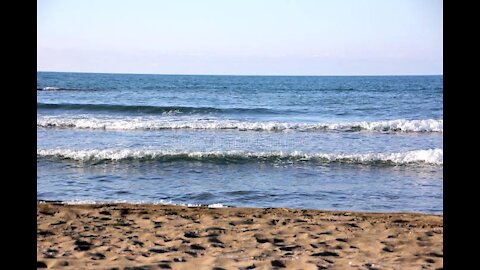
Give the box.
[37,72,443,213]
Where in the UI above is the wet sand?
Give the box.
[37,202,443,269]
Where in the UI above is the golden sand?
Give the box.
[37,202,443,269]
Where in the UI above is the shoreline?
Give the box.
[38,200,443,216]
[38,202,443,269]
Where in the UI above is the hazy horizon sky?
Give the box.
[37,0,442,76]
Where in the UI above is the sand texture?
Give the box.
[37,202,443,269]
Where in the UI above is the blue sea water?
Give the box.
[37,72,443,214]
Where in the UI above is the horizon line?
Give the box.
[37,70,443,77]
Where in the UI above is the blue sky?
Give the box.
[37,0,442,75]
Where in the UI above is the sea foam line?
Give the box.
[37,116,443,133]
[38,200,228,208]
[37,148,443,165]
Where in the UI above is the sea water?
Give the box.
[37,72,443,213]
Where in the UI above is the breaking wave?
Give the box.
[37,116,443,133]
[37,148,443,165]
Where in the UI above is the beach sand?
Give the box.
[37,202,443,269]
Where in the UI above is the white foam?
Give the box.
[208,203,227,208]
[37,148,443,165]
[49,199,228,208]
[338,119,443,133]
[42,87,61,91]
[37,115,443,133]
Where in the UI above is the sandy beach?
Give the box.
[37,202,443,269]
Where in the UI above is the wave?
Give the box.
[37,116,443,133]
[37,148,443,165]
[37,87,90,91]
[38,200,228,208]
[37,87,61,91]
[37,102,275,115]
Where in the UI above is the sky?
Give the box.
[37,0,443,76]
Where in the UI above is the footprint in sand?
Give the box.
[190,244,206,250]
[74,239,92,251]
[184,231,200,238]
[271,259,286,268]
[311,251,339,257]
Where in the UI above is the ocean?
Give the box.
[37,72,443,214]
